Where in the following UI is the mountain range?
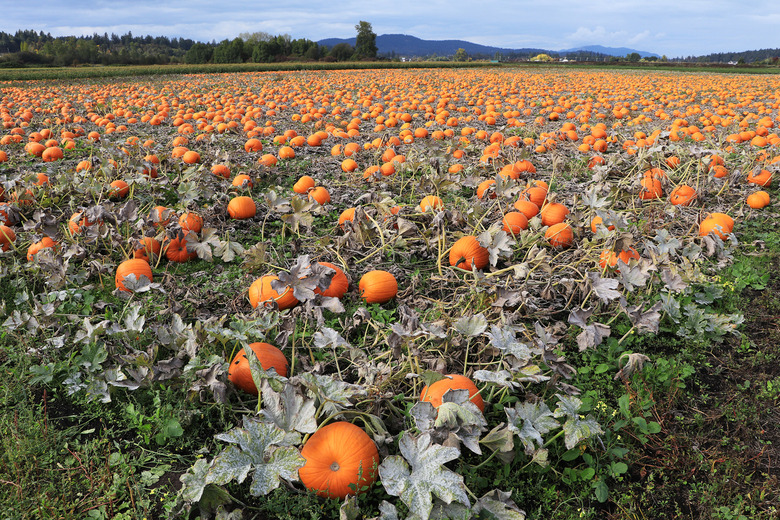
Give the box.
[318,34,658,59]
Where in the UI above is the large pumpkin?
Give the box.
[420,374,485,412]
[358,270,397,304]
[248,275,298,310]
[539,203,569,227]
[545,222,574,248]
[115,258,153,291]
[449,236,489,270]
[0,225,16,251]
[228,342,288,395]
[299,421,379,499]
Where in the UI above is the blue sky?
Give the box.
[1,0,777,57]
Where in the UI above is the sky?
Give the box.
[1,0,778,58]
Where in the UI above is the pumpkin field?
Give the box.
[1,65,779,519]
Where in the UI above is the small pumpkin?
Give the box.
[248,275,298,310]
[545,222,574,248]
[669,185,696,206]
[590,215,616,233]
[539,202,569,227]
[639,175,663,200]
[449,236,489,270]
[133,236,162,262]
[746,191,770,209]
[108,180,129,199]
[178,212,203,232]
[308,186,331,205]
[315,262,349,299]
[599,247,640,269]
[151,205,172,228]
[27,236,57,261]
[294,175,316,194]
[0,224,15,251]
[166,231,197,263]
[299,421,379,499]
[338,208,356,228]
[747,169,772,187]
[502,211,529,235]
[513,199,539,219]
[228,196,257,219]
[228,342,288,395]
[115,258,153,291]
[232,174,253,189]
[521,186,547,207]
[476,179,496,200]
[419,195,443,212]
[358,270,397,304]
[699,213,733,240]
[420,374,485,412]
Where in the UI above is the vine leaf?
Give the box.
[454,313,488,337]
[553,394,604,450]
[473,489,527,520]
[505,401,560,454]
[587,273,621,303]
[259,380,317,441]
[568,307,611,351]
[378,432,470,520]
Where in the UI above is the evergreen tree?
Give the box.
[354,21,377,59]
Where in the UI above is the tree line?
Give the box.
[0,23,378,68]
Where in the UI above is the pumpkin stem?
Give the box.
[330,461,340,472]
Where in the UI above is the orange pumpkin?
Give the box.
[133,236,162,262]
[419,195,443,212]
[166,231,197,263]
[315,262,349,299]
[178,212,203,233]
[27,236,57,261]
[211,164,231,178]
[294,175,316,194]
[420,374,485,412]
[747,169,772,187]
[545,222,574,248]
[669,185,696,206]
[358,270,397,304]
[540,203,569,227]
[232,174,253,189]
[108,180,129,199]
[639,176,663,200]
[449,236,489,270]
[299,421,379,499]
[249,275,298,310]
[599,247,640,269]
[746,191,770,209]
[502,211,529,235]
[590,216,616,233]
[699,213,733,240]
[309,186,331,205]
[476,179,496,200]
[338,208,357,228]
[513,199,539,219]
[115,258,153,291]
[0,225,16,251]
[228,196,257,219]
[228,342,288,394]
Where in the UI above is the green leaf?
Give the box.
[505,401,560,454]
[593,480,609,502]
[378,432,470,520]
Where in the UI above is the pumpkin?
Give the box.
[540,202,569,227]
[244,138,263,152]
[151,206,172,228]
[299,421,379,499]
[248,275,298,310]
[590,215,616,233]
[181,150,201,164]
[746,191,770,209]
[166,231,197,263]
[68,211,98,235]
[115,258,153,291]
[449,236,489,270]
[315,262,349,299]
[358,270,397,304]
[108,180,129,199]
[513,199,539,219]
[545,222,574,248]
[521,186,547,207]
[228,196,257,219]
[669,185,696,206]
[699,213,733,240]
[639,175,663,200]
[338,208,356,228]
[27,237,57,261]
[211,164,231,178]
[502,211,529,235]
[232,174,253,189]
[419,195,443,212]
[476,179,496,199]
[179,212,203,232]
[420,374,485,412]
[309,186,331,205]
[747,169,772,187]
[0,225,15,251]
[134,236,162,262]
[599,247,640,269]
[228,342,288,394]
[294,175,316,194]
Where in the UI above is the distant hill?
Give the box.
[319,34,551,59]
[559,45,660,58]
[318,33,656,60]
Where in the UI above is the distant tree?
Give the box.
[661,54,668,61]
[185,42,213,64]
[330,42,355,61]
[454,48,467,62]
[530,53,554,62]
[627,52,641,62]
[354,21,377,59]
[239,31,273,44]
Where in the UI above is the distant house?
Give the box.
[728,61,737,65]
